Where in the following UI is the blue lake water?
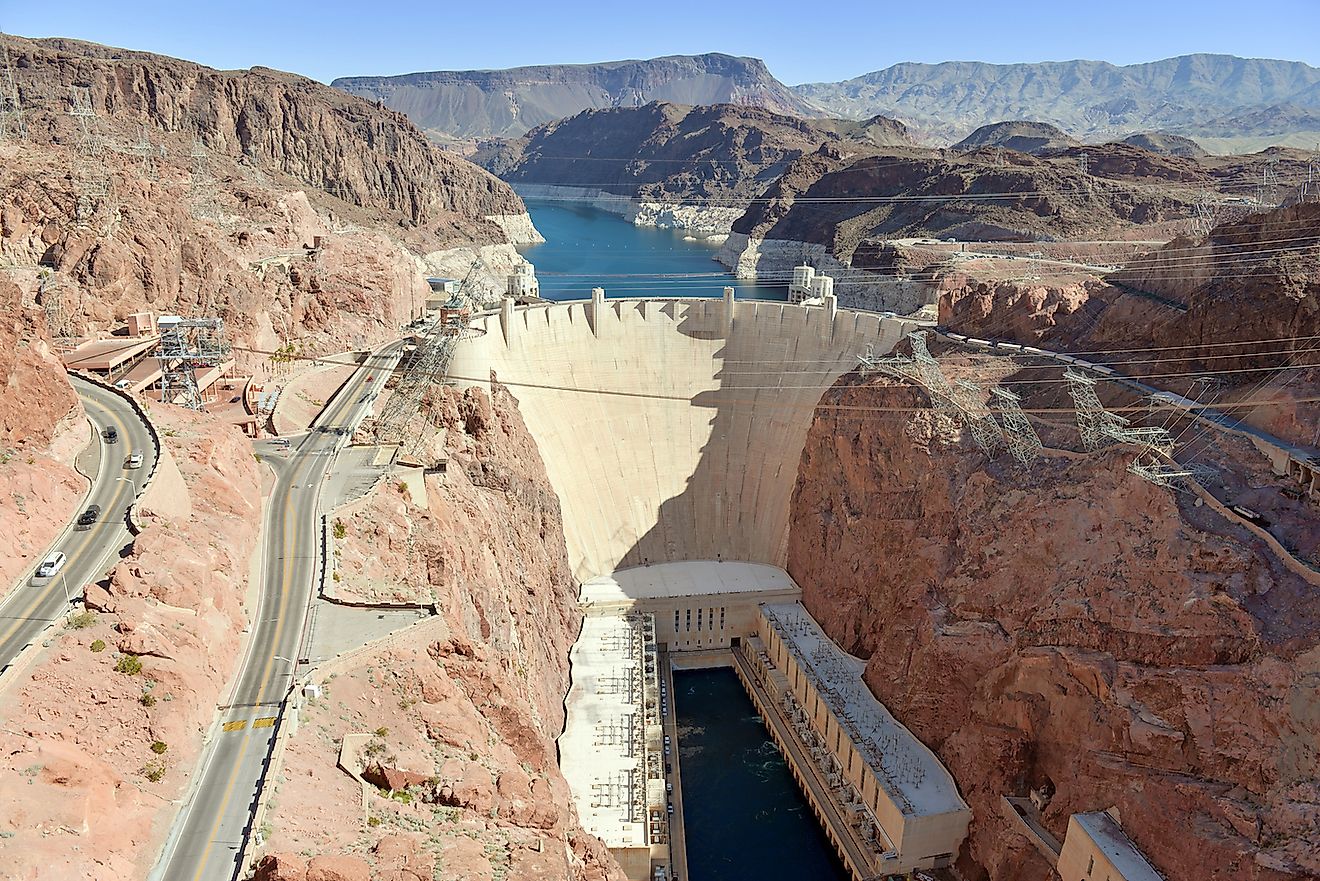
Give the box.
[675,668,849,881]
[519,200,788,302]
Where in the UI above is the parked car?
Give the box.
[125,451,144,469]
[77,504,102,526]
[102,426,119,443]
[114,379,132,390]
[34,552,66,578]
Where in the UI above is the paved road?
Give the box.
[150,344,401,881]
[0,376,157,674]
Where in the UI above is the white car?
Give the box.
[125,451,144,469]
[35,552,66,579]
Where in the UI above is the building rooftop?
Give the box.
[762,602,969,819]
[1074,812,1164,881]
[559,613,656,849]
[62,335,160,371]
[581,560,798,605]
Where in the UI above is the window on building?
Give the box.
[697,608,703,630]
[674,610,680,633]
[685,609,691,632]
[720,607,725,629]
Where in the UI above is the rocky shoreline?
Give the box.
[514,184,742,240]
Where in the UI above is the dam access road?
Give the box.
[150,343,401,881]
[0,376,157,679]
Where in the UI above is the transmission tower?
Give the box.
[990,387,1043,468]
[156,316,230,410]
[1064,368,1128,451]
[1127,458,1214,489]
[1079,152,1089,177]
[907,330,960,423]
[128,124,160,180]
[950,379,1004,454]
[189,136,222,221]
[67,87,112,226]
[0,37,24,142]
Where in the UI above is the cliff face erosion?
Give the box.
[254,383,622,881]
[0,34,534,366]
[786,370,1320,881]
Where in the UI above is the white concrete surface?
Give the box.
[581,560,796,604]
[451,297,917,581]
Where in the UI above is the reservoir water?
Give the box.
[675,668,849,881]
[519,200,788,302]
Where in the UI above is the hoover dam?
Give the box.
[451,291,916,581]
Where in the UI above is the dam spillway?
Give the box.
[450,295,916,582]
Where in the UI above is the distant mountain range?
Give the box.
[335,53,1320,151]
[332,53,815,140]
[795,55,1320,144]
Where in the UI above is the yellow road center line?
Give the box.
[186,363,376,879]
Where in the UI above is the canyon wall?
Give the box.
[786,370,1320,881]
[256,382,622,881]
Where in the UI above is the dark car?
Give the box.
[77,504,102,526]
[102,426,119,443]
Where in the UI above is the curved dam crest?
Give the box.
[451,295,915,582]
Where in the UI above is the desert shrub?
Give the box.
[332,519,347,539]
[90,639,106,653]
[150,741,168,754]
[367,816,381,827]
[142,762,165,782]
[66,610,97,630]
[140,693,157,707]
[374,727,389,737]
[115,654,143,675]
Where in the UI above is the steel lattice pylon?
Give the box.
[156,317,229,410]
[907,330,959,421]
[951,379,1004,454]
[1064,368,1128,451]
[991,386,1043,468]
[68,87,111,225]
[0,38,24,142]
[373,327,464,451]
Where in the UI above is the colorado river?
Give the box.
[520,200,787,302]
[675,668,849,881]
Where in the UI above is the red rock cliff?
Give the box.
[787,371,1320,881]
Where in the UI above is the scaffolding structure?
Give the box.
[156,316,230,410]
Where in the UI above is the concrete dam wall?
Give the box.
[450,296,916,582]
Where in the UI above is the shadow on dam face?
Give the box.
[450,297,916,583]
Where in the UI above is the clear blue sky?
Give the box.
[4,0,1317,85]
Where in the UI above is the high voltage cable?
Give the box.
[231,343,1320,393]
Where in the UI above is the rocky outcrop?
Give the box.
[482,102,911,235]
[0,276,86,599]
[4,34,525,232]
[0,34,540,369]
[334,53,817,140]
[1120,131,1210,158]
[787,367,1320,881]
[259,382,623,881]
[951,120,1080,155]
[0,401,263,880]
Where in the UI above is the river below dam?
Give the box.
[519,200,787,302]
[675,668,849,881]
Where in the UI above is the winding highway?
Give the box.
[150,343,402,881]
[0,375,157,676]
